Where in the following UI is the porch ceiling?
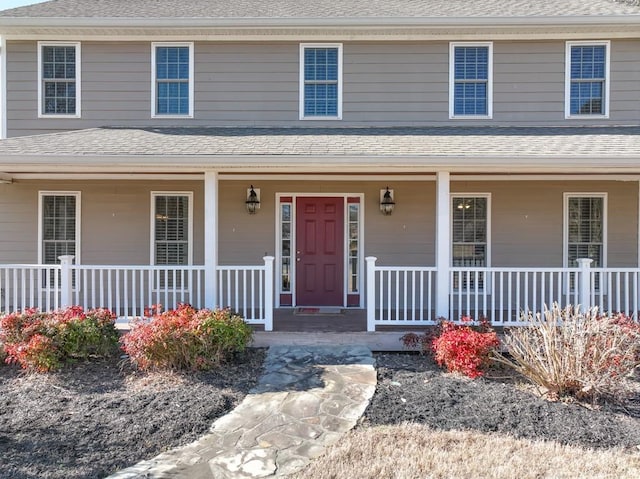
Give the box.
[0,126,639,174]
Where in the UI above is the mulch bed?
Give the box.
[0,349,265,479]
[365,353,640,450]
[3,350,640,479]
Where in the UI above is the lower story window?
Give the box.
[452,195,489,290]
[39,192,80,287]
[152,192,193,288]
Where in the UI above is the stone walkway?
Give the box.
[109,345,376,478]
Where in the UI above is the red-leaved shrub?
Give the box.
[120,304,253,371]
[402,317,500,378]
[0,306,118,372]
[431,318,500,378]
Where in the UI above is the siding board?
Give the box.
[6,39,640,137]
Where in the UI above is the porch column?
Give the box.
[59,255,74,308]
[204,171,218,309]
[576,258,593,313]
[435,171,451,319]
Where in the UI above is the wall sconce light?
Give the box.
[380,187,395,215]
[246,185,260,214]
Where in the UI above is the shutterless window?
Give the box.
[280,202,292,293]
[40,194,79,265]
[450,43,492,118]
[566,196,605,267]
[452,196,488,290]
[348,203,360,294]
[152,43,193,117]
[39,43,80,116]
[300,44,342,119]
[567,43,609,116]
[153,195,191,266]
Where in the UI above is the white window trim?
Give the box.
[449,42,493,120]
[150,191,194,265]
[299,43,343,121]
[562,192,608,268]
[37,41,81,119]
[564,40,610,119]
[38,191,81,265]
[151,42,194,119]
[450,193,492,268]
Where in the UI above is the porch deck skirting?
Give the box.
[1,256,639,331]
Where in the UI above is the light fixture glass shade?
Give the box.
[246,185,260,214]
[380,187,395,215]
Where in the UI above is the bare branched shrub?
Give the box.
[496,304,640,402]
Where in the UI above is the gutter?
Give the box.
[0,15,639,29]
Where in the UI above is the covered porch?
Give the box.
[1,127,640,331]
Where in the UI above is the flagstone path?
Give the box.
[109,345,376,478]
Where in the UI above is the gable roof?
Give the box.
[1,0,639,23]
[0,126,638,174]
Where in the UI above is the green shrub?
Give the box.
[120,304,253,371]
[0,306,119,372]
[496,304,640,402]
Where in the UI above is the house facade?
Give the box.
[0,0,639,331]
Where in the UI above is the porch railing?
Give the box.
[366,257,437,331]
[0,256,274,330]
[450,267,579,325]
[366,257,640,330]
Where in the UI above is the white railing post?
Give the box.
[435,171,451,320]
[366,256,377,332]
[263,256,274,332]
[576,258,593,313]
[59,255,74,309]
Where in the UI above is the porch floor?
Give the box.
[251,308,433,351]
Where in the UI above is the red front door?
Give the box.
[296,197,344,306]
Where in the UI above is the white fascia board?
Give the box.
[2,155,640,174]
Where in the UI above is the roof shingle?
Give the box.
[0,126,638,159]
[1,0,639,18]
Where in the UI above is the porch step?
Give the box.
[252,331,413,352]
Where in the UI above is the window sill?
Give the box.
[151,114,194,119]
[38,113,81,119]
[449,115,493,120]
[299,116,342,121]
[564,114,610,120]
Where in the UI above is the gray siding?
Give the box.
[0,180,204,265]
[0,179,636,268]
[6,40,640,136]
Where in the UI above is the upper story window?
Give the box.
[449,43,493,119]
[565,41,610,118]
[38,42,81,118]
[151,43,194,118]
[299,44,343,120]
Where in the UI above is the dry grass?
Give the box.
[496,304,640,402]
[292,423,640,479]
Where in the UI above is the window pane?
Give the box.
[569,45,606,115]
[453,46,489,116]
[155,46,190,115]
[41,195,76,265]
[452,197,487,268]
[567,197,603,267]
[154,195,189,265]
[303,47,339,117]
